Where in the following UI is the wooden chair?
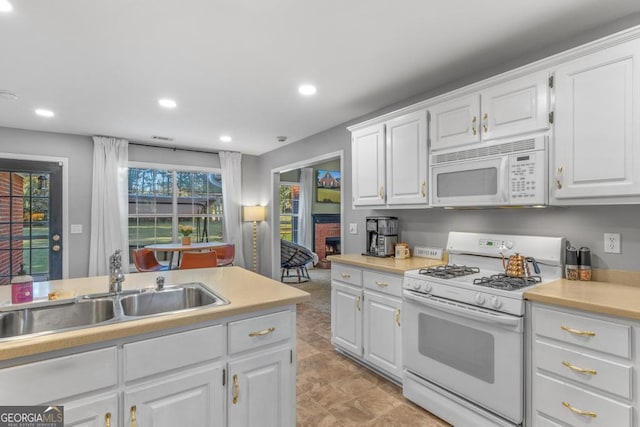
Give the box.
[212,244,235,266]
[133,248,169,272]
[180,251,218,269]
[280,239,314,283]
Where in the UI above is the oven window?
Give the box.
[418,313,495,383]
[436,167,498,198]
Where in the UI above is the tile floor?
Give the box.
[296,301,451,426]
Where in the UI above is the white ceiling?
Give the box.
[1,1,640,155]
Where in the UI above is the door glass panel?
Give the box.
[437,167,498,198]
[417,313,495,383]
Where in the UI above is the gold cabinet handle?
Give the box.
[562,401,597,418]
[561,325,596,337]
[379,186,385,200]
[556,166,563,189]
[471,116,477,135]
[396,309,401,327]
[341,273,351,279]
[356,296,361,311]
[249,326,275,337]
[483,112,488,133]
[233,374,240,404]
[562,360,597,375]
[105,412,111,427]
[421,181,426,197]
[130,405,137,427]
[375,281,389,287]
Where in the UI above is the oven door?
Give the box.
[431,155,508,206]
[403,291,523,424]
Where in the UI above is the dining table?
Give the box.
[144,242,231,269]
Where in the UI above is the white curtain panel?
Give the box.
[298,167,313,250]
[219,151,246,268]
[88,136,130,276]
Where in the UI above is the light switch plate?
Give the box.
[349,223,358,234]
[70,224,83,234]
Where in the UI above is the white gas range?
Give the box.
[402,232,565,427]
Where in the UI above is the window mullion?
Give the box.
[172,170,178,242]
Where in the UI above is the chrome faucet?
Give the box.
[109,250,125,294]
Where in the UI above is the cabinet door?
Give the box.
[385,110,428,205]
[331,281,363,356]
[227,348,293,427]
[351,124,386,206]
[124,365,223,427]
[363,291,402,380]
[481,70,550,141]
[429,94,480,151]
[553,38,640,200]
[63,394,118,427]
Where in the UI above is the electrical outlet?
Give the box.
[604,233,621,254]
[349,223,358,234]
[414,246,443,260]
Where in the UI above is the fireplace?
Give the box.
[313,214,340,268]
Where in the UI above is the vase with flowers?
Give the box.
[179,224,194,246]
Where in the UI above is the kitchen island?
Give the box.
[0,266,309,427]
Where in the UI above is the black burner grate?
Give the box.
[473,274,542,291]
[418,264,480,279]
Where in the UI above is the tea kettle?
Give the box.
[501,253,541,278]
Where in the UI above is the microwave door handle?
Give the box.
[404,291,522,330]
[500,158,509,203]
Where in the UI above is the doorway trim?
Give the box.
[270,150,344,280]
[0,152,69,279]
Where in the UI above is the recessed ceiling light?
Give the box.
[219,135,232,143]
[35,109,54,117]
[158,98,177,108]
[0,0,13,12]
[298,84,317,96]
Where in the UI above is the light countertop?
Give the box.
[524,270,640,320]
[0,267,309,361]
[327,253,447,275]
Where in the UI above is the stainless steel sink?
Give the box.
[119,283,228,317]
[0,298,116,339]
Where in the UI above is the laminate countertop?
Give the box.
[328,253,447,275]
[524,270,640,320]
[0,267,309,361]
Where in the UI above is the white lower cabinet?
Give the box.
[528,302,637,426]
[0,307,296,427]
[331,262,403,383]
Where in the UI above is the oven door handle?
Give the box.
[404,291,523,331]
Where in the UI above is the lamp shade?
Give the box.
[243,205,266,222]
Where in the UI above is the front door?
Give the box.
[0,159,63,284]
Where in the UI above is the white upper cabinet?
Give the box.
[352,124,386,206]
[430,94,480,151]
[552,38,640,202]
[430,71,550,151]
[385,110,428,205]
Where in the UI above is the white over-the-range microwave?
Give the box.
[430,134,548,207]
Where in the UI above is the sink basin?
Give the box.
[0,299,116,339]
[119,283,228,317]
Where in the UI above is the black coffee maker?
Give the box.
[363,216,398,257]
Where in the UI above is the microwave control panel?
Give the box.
[509,151,546,204]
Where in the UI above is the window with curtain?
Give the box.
[128,167,223,259]
[279,183,299,243]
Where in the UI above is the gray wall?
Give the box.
[251,14,640,277]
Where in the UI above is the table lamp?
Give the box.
[243,205,266,272]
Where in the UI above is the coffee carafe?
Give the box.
[364,216,398,257]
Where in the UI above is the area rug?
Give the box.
[285,267,331,314]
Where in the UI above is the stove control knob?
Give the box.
[475,293,486,305]
[412,280,422,291]
[505,240,514,249]
[490,296,502,309]
[423,283,432,293]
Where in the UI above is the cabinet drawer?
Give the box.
[331,264,363,286]
[363,270,402,297]
[533,307,631,358]
[229,310,292,354]
[124,325,225,382]
[535,340,632,399]
[0,347,117,404]
[534,373,632,427]
[534,414,564,427]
